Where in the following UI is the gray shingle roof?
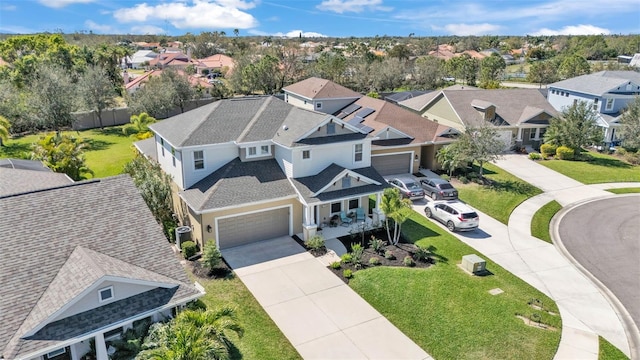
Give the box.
[549,71,640,96]
[134,137,157,161]
[0,175,200,360]
[399,84,477,112]
[290,164,390,204]
[180,158,296,212]
[0,159,50,172]
[0,168,72,197]
[283,77,362,100]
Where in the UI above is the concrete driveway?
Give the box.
[223,236,432,360]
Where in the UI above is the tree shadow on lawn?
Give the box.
[487,179,538,195]
[97,126,130,138]
[0,142,33,159]
[83,138,115,151]
[582,154,633,169]
[402,218,449,264]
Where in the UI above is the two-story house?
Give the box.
[143,96,390,251]
[399,87,558,151]
[0,175,203,360]
[548,71,640,146]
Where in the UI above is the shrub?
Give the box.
[350,243,364,265]
[556,146,574,160]
[305,234,325,251]
[528,152,542,160]
[413,246,431,262]
[440,174,451,181]
[369,257,381,266]
[403,256,415,267]
[202,240,221,269]
[368,236,386,254]
[341,253,353,264]
[181,241,197,259]
[384,250,396,260]
[623,150,640,165]
[540,143,557,158]
[330,261,341,269]
[459,176,469,184]
[343,269,353,279]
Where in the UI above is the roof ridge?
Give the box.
[202,159,238,209]
[0,178,97,200]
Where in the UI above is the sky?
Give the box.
[0,0,638,38]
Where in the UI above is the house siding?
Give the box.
[423,96,465,131]
[291,140,372,178]
[182,144,238,189]
[285,93,314,111]
[312,98,360,115]
[156,135,184,189]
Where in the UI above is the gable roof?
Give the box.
[399,84,477,112]
[283,77,362,100]
[0,176,200,359]
[427,88,558,128]
[383,90,429,104]
[196,54,234,69]
[549,71,640,96]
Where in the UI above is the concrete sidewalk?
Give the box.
[223,237,432,360]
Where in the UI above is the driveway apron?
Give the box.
[223,236,432,360]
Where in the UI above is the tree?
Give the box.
[123,154,176,240]
[380,188,412,245]
[558,55,590,79]
[26,63,77,132]
[77,65,117,128]
[387,44,411,60]
[0,115,10,146]
[202,240,222,270]
[446,54,479,86]
[138,308,243,360]
[127,75,176,119]
[479,53,506,89]
[123,112,157,139]
[161,69,197,113]
[369,57,406,92]
[31,133,93,180]
[544,101,603,153]
[436,142,467,176]
[527,60,558,88]
[617,97,640,151]
[447,126,504,177]
[413,56,445,90]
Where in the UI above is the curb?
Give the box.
[551,195,640,360]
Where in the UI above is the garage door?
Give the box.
[217,207,290,249]
[372,153,411,176]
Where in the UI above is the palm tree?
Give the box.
[380,188,412,245]
[0,115,10,147]
[123,112,157,139]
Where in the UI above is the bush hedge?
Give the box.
[556,146,575,160]
[540,143,557,158]
[181,241,198,259]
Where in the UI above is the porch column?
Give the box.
[534,128,541,140]
[372,192,385,224]
[302,204,317,240]
[516,127,523,142]
[95,332,108,360]
[69,343,80,360]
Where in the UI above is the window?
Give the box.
[302,150,311,159]
[316,102,322,110]
[606,98,614,111]
[529,130,536,140]
[331,202,341,213]
[171,147,176,167]
[327,123,336,135]
[248,147,257,156]
[260,145,270,155]
[193,151,204,170]
[348,198,359,210]
[99,286,114,302]
[172,156,176,167]
[593,98,599,110]
[565,92,569,97]
[104,327,123,340]
[354,144,363,162]
[342,177,351,188]
[47,348,66,358]
[160,138,165,157]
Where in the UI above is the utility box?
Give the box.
[462,254,486,274]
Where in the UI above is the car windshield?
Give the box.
[405,182,420,190]
[462,212,478,219]
[440,184,454,190]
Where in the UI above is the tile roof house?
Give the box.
[400,88,558,151]
[548,71,640,146]
[142,95,390,250]
[0,176,203,360]
[194,54,235,76]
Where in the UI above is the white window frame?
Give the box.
[160,138,165,157]
[260,145,270,155]
[327,123,336,135]
[342,176,351,188]
[331,202,342,214]
[47,348,66,358]
[193,150,204,170]
[348,198,360,210]
[354,143,363,162]
[302,150,311,160]
[316,102,323,110]
[99,286,114,303]
[605,98,614,111]
[247,146,257,157]
[529,130,536,140]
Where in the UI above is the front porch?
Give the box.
[297,215,379,242]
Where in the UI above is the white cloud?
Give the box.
[531,24,611,36]
[130,25,167,35]
[438,23,502,36]
[112,0,258,29]
[317,0,392,14]
[84,20,115,34]
[38,0,95,8]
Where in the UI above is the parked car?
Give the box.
[424,200,479,232]
[420,178,458,200]
[387,177,425,200]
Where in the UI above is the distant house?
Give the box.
[548,71,640,146]
[0,175,203,360]
[129,50,158,69]
[194,54,235,76]
[124,69,211,94]
[148,52,195,70]
[282,77,362,114]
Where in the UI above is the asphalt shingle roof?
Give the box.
[134,138,157,161]
[0,159,50,172]
[180,158,296,212]
[283,77,362,100]
[0,168,72,197]
[399,84,477,112]
[0,175,200,360]
[549,71,640,96]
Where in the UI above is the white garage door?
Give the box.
[217,207,290,250]
[372,153,412,176]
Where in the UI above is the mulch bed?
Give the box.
[183,252,234,279]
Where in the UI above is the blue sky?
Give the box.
[0,0,638,38]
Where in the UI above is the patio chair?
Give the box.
[356,208,365,222]
[340,211,353,226]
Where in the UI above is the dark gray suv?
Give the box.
[420,178,458,200]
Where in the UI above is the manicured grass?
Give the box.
[195,275,301,360]
[599,336,629,360]
[538,152,640,184]
[0,126,137,178]
[349,212,561,360]
[531,200,562,243]
[607,187,640,194]
[456,163,542,224]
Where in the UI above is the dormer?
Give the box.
[471,99,496,121]
[240,142,275,161]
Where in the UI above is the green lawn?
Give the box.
[456,163,542,224]
[538,152,640,184]
[607,187,640,194]
[196,275,301,360]
[349,212,561,360]
[0,126,137,178]
[599,336,629,360]
[531,200,562,243]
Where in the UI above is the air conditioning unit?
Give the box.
[175,226,192,250]
[462,254,486,274]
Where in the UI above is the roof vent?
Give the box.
[282,125,288,131]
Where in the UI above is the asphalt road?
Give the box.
[558,195,640,332]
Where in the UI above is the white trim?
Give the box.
[353,143,363,163]
[182,194,299,215]
[98,286,114,303]
[296,115,366,141]
[47,347,66,358]
[214,204,293,250]
[374,126,414,140]
[605,98,614,111]
[315,101,323,110]
[371,150,415,174]
[347,197,360,210]
[307,190,382,207]
[302,149,311,160]
[245,145,272,158]
[193,150,205,171]
[312,169,382,197]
